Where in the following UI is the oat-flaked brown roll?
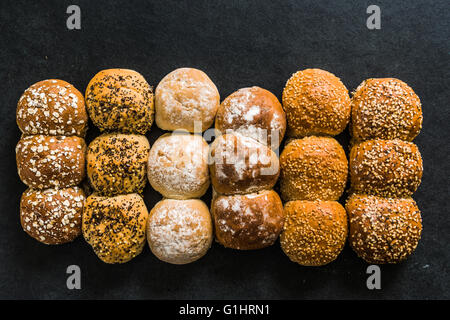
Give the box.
[280,200,348,266]
[82,193,149,264]
[215,86,286,148]
[147,133,210,199]
[349,139,423,197]
[282,68,351,137]
[155,68,220,132]
[211,190,284,250]
[16,79,88,137]
[351,78,422,142]
[85,69,154,134]
[279,136,348,201]
[147,199,213,265]
[87,133,150,196]
[20,187,85,245]
[16,135,86,189]
[346,194,422,264]
[209,133,279,195]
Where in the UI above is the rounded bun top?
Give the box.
[147,133,210,199]
[17,79,87,137]
[351,78,422,142]
[85,69,154,134]
[155,67,220,132]
[215,86,286,148]
[282,68,351,137]
[346,194,422,264]
[280,136,348,201]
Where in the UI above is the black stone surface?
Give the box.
[0,0,448,299]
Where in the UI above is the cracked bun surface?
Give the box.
[282,68,351,137]
[16,135,86,189]
[215,86,286,148]
[20,187,85,245]
[155,68,220,132]
[147,199,213,265]
[211,190,284,250]
[350,78,422,142]
[82,193,149,264]
[280,200,348,266]
[85,69,154,134]
[346,194,422,264]
[17,79,88,137]
[280,136,348,201]
[147,133,209,199]
[87,133,150,196]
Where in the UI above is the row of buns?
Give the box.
[16,66,424,266]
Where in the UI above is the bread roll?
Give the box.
[16,135,86,189]
[82,193,149,264]
[85,69,154,134]
[20,187,85,245]
[16,79,88,137]
[282,68,351,137]
[279,136,348,201]
[147,199,213,265]
[349,139,423,197]
[155,68,220,132]
[215,86,286,148]
[351,78,422,142]
[147,133,209,199]
[209,133,279,195]
[87,133,150,196]
[211,190,284,250]
[346,194,422,264]
[280,200,348,266]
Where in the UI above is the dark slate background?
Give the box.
[0,0,448,300]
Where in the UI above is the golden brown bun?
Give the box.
[87,133,150,196]
[215,86,286,148]
[211,190,284,250]
[282,68,350,137]
[17,79,88,137]
[85,69,154,134]
[209,133,279,195]
[280,200,347,266]
[349,139,423,197]
[346,194,422,264]
[20,187,85,245]
[147,199,213,265]
[280,136,348,201]
[147,133,209,199]
[82,193,148,264]
[351,78,422,142]
[155,68,220,132]
[16,135,86,189]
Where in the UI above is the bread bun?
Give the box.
[82,193,149,264]
[280,200,347,266]
[17,79,88,137]
[147,133,209,199]
[147,199,213,265]
[280,136,348,201]
[20,187,85,245]
[155,68,220,132]
[282,68,350,137]
[85,69,154,134]
[209,133,279,195]
[16,135,86,189]
[215,86,286,148]
[351,78,422,142]
[346,194,422,264]
[211,190,284,250]
[87,133,150,196]
[349,139,423,197]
